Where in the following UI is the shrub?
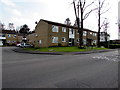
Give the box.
[109,44,120,49]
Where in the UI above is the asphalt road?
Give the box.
[2,47,120,88]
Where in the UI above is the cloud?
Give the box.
[1,0,15,7]
[12,9,22,16]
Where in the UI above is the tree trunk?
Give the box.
[80,8,83,47]
[97,7,101,47]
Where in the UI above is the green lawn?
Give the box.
[24,47,108,52]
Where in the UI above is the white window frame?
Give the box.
[62,37,66,42]
[7,40,10,43]
[12,41,16,43]
[52,25,59,32]
[52,37,58,43]
[39,40,42,44]
[62,27,66,32]
[90,32,92,35]
[93,40,97,44]
[13,35,16,38]
[83,39,87,45]
[77,30,79,34]
[76,38,79,43]
[83,31,87,36]
[8,34,11,37]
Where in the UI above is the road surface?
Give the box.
[2,47,120,88]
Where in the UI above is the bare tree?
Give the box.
[8,23,14,30]
[95,0,110,47]
[64,18,71,25]
[0,22,5,30]
[73,0,97,48]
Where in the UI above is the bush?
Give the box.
[109,44,120,49]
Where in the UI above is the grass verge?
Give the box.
[23,47,108,52]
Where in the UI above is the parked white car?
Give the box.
[16,43,22,47]
[20,43,33,48]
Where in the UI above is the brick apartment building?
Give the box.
[1,30,18,45]
[32,19,98,47]
[0,30,25,46]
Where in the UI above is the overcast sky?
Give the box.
[0,0,119,40]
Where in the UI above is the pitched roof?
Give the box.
[40,19,97,33]
[1,30,17,34]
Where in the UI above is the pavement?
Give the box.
[13,47,117,55]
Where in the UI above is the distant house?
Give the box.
[1,30,18,46]
[31,19,98,48]
[0,31,6,46]
[100,32,110,42]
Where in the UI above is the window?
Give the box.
[62,37,66,42]
[2,34,5,37]
[39,40,42,44]
[52,25,59,32]
[7,40,10,43]
[77,38,79,43]
[83,31,87,36]
[12,41,16,43]
[8,34,11,37]
[93,33,97,36]
[62,27,66,32]
[14,35,16,38]
[77,30,79,34]
[69,28,74,34]
[52,37,58,43]
[83,39,87,45]
[90,32,92,35]
[93,40,97,43]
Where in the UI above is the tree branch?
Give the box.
[83,7,98,20]
[83,0,96,12]
[100,0,106,9]
[73,1,78,19]
[82,0,86,8]
[100,7,111,15]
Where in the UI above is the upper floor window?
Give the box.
[52,36,58,43]
[52,25,59,32]
[90,32,92,35]
[93,33,97,36]
[83,31,87,36]
[62,27,66,32]
[14,35,17,38]
[69,28,74,34]
[8,34,11,37]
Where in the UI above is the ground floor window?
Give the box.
[39,40,42,44]
[7,40,10,43]
[83,39,87,45]
[62,37,66,42]
[52,37,58,43]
